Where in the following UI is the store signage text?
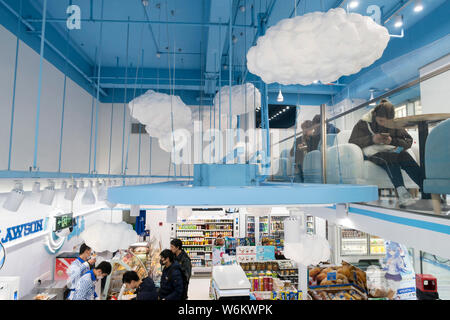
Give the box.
[0,219,44,244]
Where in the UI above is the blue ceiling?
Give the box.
[0,0,449,108]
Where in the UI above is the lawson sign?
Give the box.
[0,219,44,245]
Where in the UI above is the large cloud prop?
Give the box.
[80,221,137,252]
[246,8,390,85]
[214,83,261,115]
[129,90,193,152]
[284,234,331,266]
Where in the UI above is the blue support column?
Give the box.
[122,18,130,174]
[7,0,22,171]
[32,0,48,170]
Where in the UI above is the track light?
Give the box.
[414,0,423,12]
[277,89,284,102]
[97,180,108,201]
[130,204,140,217]
[32,181,41,194]
[82,181,96,205]
[3,181,25,212]
[394,15,403,28]
[40,180,56,205]
[156,52,161,58]
[64,182,78,201]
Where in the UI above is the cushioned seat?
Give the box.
[303,130,420,189]
[423,119,450,213]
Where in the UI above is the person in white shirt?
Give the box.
[72,261,112,300]
[65,243,96,300]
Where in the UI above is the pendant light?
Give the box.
[369,90,376,106]
[64,181,78,201]
[394,15,403,28]
[414,0,423,12]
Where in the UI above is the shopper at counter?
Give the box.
[122,271,158,300]
[170,239,192,300]
[65,243,96,300]
[348,99,427,207]
[72,261,112,300]
[158,249,184,300]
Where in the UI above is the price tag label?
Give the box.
[327,272,337,281]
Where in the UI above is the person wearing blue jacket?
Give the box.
[158,249,184,300]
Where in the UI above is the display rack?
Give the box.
[176,218,234,273]
[259,216,270,236]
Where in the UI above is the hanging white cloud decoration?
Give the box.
[284,235,331,266]
[80,221,137,252]
[129,90,193,152]
[214,83,261,115]
[283,216,330,266]
[246,8,390,85]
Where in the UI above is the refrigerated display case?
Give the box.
[339,228,386,257]
[246,215,255,238]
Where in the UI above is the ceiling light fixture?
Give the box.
[40,180,56,205]
[394,15,403,28]
[348,1,359,9]
[82,180,96,205]
[277,89,284,102]
[414,0,423,12]
[369,90,376,106]
[32,181,41,194]
[3,180,25,212]
[64,182,78,201]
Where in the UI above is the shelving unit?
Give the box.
[246,215,255,238]
[176,218,234,273]
[306,215,315,235]
[259,216,270,236]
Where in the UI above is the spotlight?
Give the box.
[156,52,161,58]
[32,181,41,194]
[286,106,290,110]
[277,89,284,102]
[64,182,78,201]
[414,0,423,12]
[3,181,25,212]
[130,204,140,217]
[369,90,376,106]
[40,180,56,205]
[239,5,246,12]
[348,1,359,9]
[82,180,96,205]
[394,15,403,28]
[232,35,238,44]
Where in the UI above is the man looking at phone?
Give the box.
[349,99,428,207]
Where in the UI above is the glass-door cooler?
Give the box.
[245,215,255,238]
[340,228,368,256]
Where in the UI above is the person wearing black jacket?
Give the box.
[122,271,158,300]
[158,249,184,300]
[349,99,428,207]
[170,239,192,300]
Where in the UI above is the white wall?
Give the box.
[0,25,94,173]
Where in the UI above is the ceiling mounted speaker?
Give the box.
[3,181,25,212]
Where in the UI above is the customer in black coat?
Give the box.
[158,249,184,300]
[171,239,192,300]
[122,271,158,300]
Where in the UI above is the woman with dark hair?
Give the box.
[349,99,426,207]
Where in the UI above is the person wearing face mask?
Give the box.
[72,261,112,300]
[121,271,158,300]
[349,99,428,207]
[158,249,184,300]
[65,243,96,300]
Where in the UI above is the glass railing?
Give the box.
[268,56,450,217]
